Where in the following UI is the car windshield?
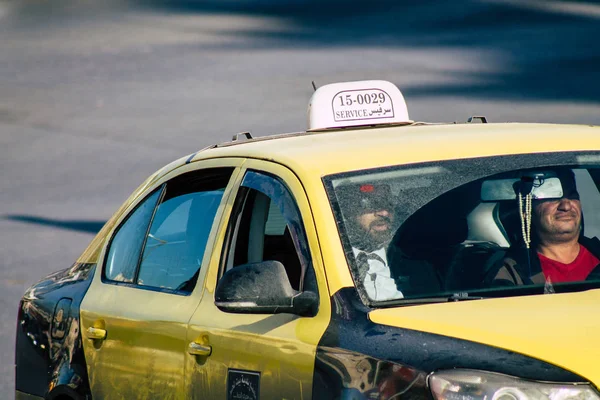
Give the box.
[324,151,600,306]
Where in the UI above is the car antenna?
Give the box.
[311,81,317,91]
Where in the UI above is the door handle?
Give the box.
[86,326,107,340]
[188,341,212,357]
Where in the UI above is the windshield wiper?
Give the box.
[378,294,485,307]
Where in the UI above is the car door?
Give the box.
[80,161,241,399]
[185,160,331,399]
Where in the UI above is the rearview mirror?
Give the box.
[215,260,318,317]
[481,176,563,201]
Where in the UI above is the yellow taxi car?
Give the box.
[16,80,600,400]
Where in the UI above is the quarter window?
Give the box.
[104,189,162,283]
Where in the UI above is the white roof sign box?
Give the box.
[307,80,412,131]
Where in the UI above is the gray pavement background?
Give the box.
[2,0,600,397]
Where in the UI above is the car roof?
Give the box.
[78,121,600,265]
[185,122,600,178]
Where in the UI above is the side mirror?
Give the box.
[215,260,318,317]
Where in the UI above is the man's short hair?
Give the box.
[554,168,580,200]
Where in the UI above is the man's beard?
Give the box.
[534,211,581,242]
[349,217,394,252]
[538,220,581,243]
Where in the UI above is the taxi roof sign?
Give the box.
[307,80,411,131]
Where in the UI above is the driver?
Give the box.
[489,168,600,286]
[336,182,404,300]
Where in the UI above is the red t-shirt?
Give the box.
[538,244,599,283]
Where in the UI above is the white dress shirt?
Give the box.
[352,247,404,301]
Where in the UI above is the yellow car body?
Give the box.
[15,80,600,400]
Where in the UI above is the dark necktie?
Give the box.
[356,252,386,281]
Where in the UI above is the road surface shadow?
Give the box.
[4,214,105,234]
[134,0,600,105]
[4,0,600,103]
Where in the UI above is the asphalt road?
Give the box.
[2,0,600,397]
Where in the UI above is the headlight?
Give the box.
[429,369,600,400]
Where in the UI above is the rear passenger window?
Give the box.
[104,167,233,293]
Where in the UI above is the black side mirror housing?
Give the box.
[215,260,318,317]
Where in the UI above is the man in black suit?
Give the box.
[337,183,441,300]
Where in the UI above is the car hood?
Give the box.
[369,289,600,385]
